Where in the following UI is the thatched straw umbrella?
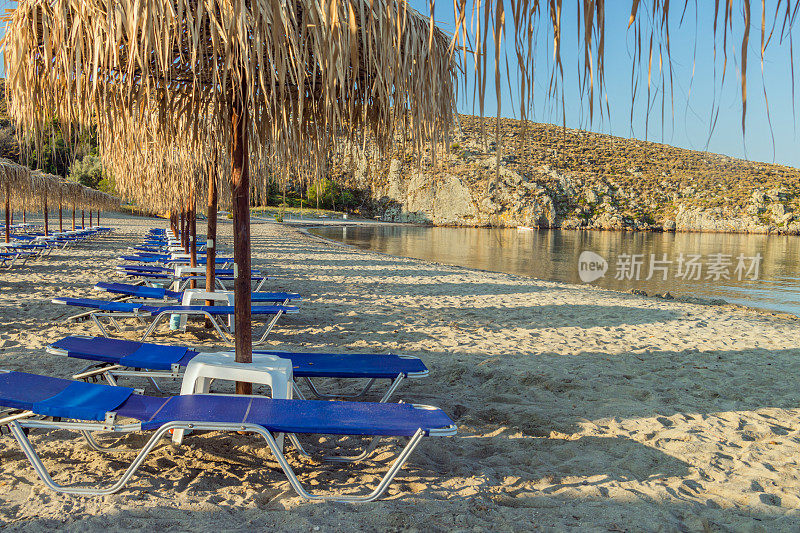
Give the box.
[80,188,120,227]
[101,126,224,288]
[29,172,61,236]
[0,158,30,242]
[94,191,120,226]
[5,0,456,388]
[61,180,83,230]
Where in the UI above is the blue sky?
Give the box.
[410,0,800,168]
[2,1,798,167]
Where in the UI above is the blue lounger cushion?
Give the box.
[119,272,266,283]
[50,336,429,379]
[95,282,183,300]
[53,297,298,316]
[95,282,301,303]
[0,372,134,420]
[119,271,172,279]
[116,265,170,272]
[0,372,454,436]
[123,395,453,435]
[260,351,427,379]
[50,336,195,370]
[119,255,161,262]
[53,297,142,312]
[136,304,298,315]
[120,254,234,265]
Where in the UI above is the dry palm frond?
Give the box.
[4,0,456,180]
[443,1,794,143]
[28,171,61,211]
[0,158,30,198]
[61,180,84,207]
[526,2,796,136]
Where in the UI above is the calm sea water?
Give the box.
[311,225,800,316]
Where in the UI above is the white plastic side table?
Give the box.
[177,289,234,330]
[172,351,293,445]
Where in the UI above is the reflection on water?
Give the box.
[311,225,800,316]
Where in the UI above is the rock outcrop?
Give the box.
[337,115,800,233]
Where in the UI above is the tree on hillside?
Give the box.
[69,154,103,188]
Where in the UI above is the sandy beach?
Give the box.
[2,212,800,531]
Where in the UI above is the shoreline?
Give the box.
[302,223,800,322]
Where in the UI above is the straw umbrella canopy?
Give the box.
[29,171,62,235]
[81,188,120,227]
[61,179,83,230]
[0,158,31,242]
[4,0,456,379]
[100,118,228,282]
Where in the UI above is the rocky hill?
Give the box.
[345,115,800,233]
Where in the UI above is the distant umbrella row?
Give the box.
[1,158,121,240]
[0,157,120,213]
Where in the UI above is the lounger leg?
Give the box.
[90,314,111,337]
[379,375,406,403]
[148,377,165,394]
[8,421,173,495]
[301,377,383,401]
[255,426,426,502]
[140,314,168,342]
[254,311,284,345]
[291,382,307,400]
[72,364,122,382]
[80,431,129,453]
[286,433,385,464]
[207,313,233,343]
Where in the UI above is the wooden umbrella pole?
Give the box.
[206,162,218,307]
[82,209,85,228]
[180,208,186,252]
[231,83,253,392]
[97,209,100,226]
[4,185,10,243]
[59,203,63,232]
[170,212,177,239]
[89,209,93,227]
[72,206,75,230]
[43,198,49,236]
[184,208,190,254]
[189,183,197,289]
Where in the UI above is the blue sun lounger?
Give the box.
[117,264,268,291]
[52,297,298,345]
[94,281,301,305]
[0,249,38,268]
[48,336,428,402]
[0,370,455,501]
[119,254,234,265]
[117,264,259,276]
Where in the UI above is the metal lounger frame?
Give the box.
[0,406,456,502]
[48,346,428,402]
[84,307,288,345]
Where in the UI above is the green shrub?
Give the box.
[307,179,359,211]
[307,179,340,210]
[69,154,103,188]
